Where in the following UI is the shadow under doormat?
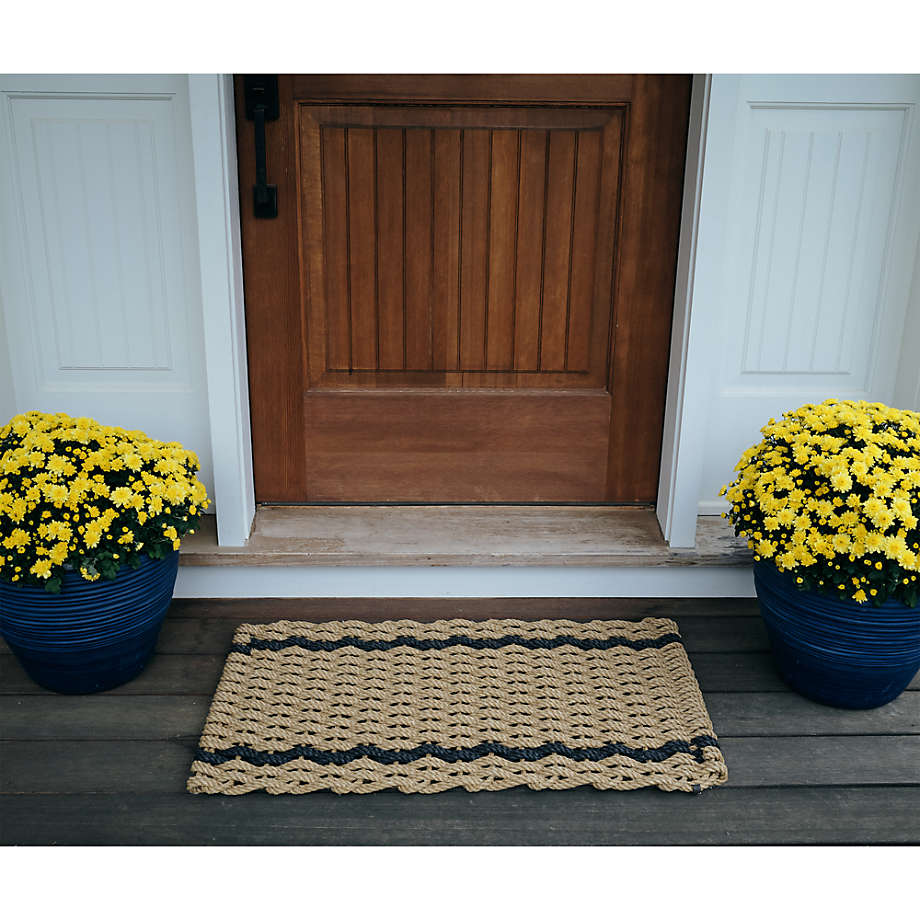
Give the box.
[187,618,728,795]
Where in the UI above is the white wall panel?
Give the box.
[732,105,906,388]
[894,232,920,411]
[696,76,920,516]
[0,75,213,496]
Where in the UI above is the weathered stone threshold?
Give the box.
[180,506,751,567]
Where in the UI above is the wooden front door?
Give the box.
[237,75,691,503]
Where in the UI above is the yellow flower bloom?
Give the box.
[831,533,851,554]
[110,487,134,508]
[4,528,30,549]
[30,559,52,578]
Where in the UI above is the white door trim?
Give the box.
[174,564,755,599]
[187,74,255,545]
[656,74,712,547]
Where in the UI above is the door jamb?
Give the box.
[188,74,255,546]
[655,74,712,548]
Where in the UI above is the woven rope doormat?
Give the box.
[187,617,728,795]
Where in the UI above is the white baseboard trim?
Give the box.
[174,564,755,598]
[698,498,729,515]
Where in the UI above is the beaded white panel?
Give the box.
[731,104,907,390]
[5,93,196,387]
[0,76,213,496]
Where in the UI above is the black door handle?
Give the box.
[243,75,279,219]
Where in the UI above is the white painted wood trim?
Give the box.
[187,75,255,546]
[894,191,920,411]
[0,267,16,424]
[174,564,755,598]
[656,74,713,547]
[697,498,729,516]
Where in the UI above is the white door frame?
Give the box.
[655,74,712,547]
[187,74,255,546]
[187,73,708,547]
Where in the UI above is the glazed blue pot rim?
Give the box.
[0,550,179,597]
[753,559,920,617]
[755,594,920,633]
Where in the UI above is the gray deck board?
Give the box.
[4,647,918,696]
[1,787,916,845]
[0,612,772,656]
[1,599,917,845]
[3,735,918,796]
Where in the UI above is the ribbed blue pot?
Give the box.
[0,550,179,694]
[753,560,920,709]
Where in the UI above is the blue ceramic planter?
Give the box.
[0,550,179,694]
[753,560,920,709]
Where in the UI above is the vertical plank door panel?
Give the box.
[404,129,434,369]
[459,129,491,371]
[485,129,520,371]
[345,128,377,369]
[375,127,405,370]
[539,131,577,372]
[319,126,350,372]
[431,129,462,373]
[566,130,603,372]
[513,129,549,373]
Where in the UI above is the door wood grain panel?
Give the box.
[513,129,549,373]
[404,129,434,370]
[375,128,404,370]
[238,76,691,502]
[319,127,350,373]
[539,130,577,372]
[298,105,623,388]
[459,127,491,371]
[304,391,611,502]
[605,75,691,500]
[431,129,462,375]
[485,129,519,371]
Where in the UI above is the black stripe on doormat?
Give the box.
[229,633,683,656]
[194,735,721,768]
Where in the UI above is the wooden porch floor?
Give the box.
[2,598,918,845]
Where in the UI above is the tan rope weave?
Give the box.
[187,617,728,795]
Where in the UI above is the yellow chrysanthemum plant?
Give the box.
[721,399,920,608]
[0,412,209,594]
